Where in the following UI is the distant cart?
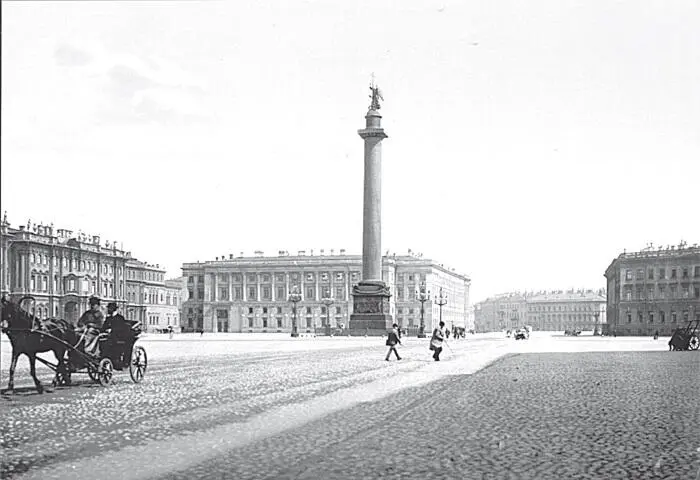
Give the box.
[668,316,700,351]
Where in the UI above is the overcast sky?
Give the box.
[2,1,699,303]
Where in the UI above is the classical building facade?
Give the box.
[473,293,528,333]
[604,243,700,336]
[526,290,606,332]
[474,290,606,333]
[0,213,179,332]
[181,250,471,334]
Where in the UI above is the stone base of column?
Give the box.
[348,280,393,334]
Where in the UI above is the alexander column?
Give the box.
[349,81,393,334]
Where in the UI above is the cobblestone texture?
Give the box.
[159,351,700,480]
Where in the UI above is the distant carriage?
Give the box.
[668,316,700,351]
[1,295,147,393]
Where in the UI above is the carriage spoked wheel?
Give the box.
[129,346,147,383]
[689,335,700,351]
[97,358,114,386]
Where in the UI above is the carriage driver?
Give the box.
[102,302,132,369]
[77,296,105,356]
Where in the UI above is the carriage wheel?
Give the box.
[97,358,114,386]
[689,336,700,351]
[88,366,98,382]
[129,346,147,383]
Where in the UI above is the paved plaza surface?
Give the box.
[1,333,698,479]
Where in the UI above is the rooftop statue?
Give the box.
[369,82,383,111]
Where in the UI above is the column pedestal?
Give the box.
[349,280,392,335]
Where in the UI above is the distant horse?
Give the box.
[1,296,76,393]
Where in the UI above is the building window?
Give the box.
[660,311,665,323]
[695,266,700,278]
[321,307,327,314]
[695,286,700,299]
[262,287,271,300]
[306,287,314,300]
[671,310,677,323]
[197,287,205,300]
[335,306,341,314]
[276,286,285,300]
[306,317,312,328]
[306,273,314,281]
[648,311,654,323]
[647,269,653,280]
[248,286,257,300]
[277,307,283,314]
[188,288,194,300]
[234,287,242,300]
[275,273,285,282]
[248,317,254,328]
[671,268,677,279]
[682,267,689,278]
[217,309,228,319]
[625,270,632,281]
[627,311,632,323]
[670,285,677,298]
[277,317,283,328]
[625,291,632,301]
[306,307,312,314]
[683,287,689,298]
[233,274,242,282]
[219,287,228,300]
[335,287,344,300]
[248,307,254,314]
[262,317,268,328]
[683,310,689,322]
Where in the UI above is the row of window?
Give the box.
[624,310,699,324]
[29,275,121,298]
[244,316,344,329]
[622,285,700,300]
[625,266,700,281]
[28,253,164,282]
[190,285,348,302]
[211,305,346,318]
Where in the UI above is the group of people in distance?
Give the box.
[385,320,448,362]
[75,296,134,370]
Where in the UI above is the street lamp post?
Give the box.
[415,282,431,338]
[288,286,301,338]
[593,311,601,336]
[435,287,447,327]
[321,295,334,336]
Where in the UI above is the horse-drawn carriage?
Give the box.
[668,316,700,351]
[1,295,147,393]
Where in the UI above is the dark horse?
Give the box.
[1,296,76,393]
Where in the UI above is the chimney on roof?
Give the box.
[340,249,345,255]
[298,250,306,256]
[229,254,234,259]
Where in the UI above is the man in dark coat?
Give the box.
[385,323,402,361]
[102,302,132,370]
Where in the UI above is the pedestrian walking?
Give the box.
[385,323,402,361]
[430,321,446,361]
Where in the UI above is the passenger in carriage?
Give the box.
[76,296,104,356]
[102,302,132,370]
